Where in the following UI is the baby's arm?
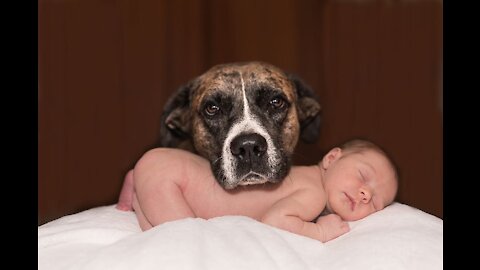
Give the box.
[133,148,196,230]
[314,213,350,242]
[261,191,350,242]
[116,169,135,211]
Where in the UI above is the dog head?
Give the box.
[160,61,321,189]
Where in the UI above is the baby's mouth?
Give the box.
[345,193,355,211]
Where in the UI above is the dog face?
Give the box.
[160,61,321,189]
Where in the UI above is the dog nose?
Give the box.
[230,133,267,162]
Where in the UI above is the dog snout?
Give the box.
[230,133,267,163]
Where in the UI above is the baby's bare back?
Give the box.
[132,148,324,222]
[125,148,348,242]
[178,151,323,220]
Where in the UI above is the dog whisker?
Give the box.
[211,156,222,166]
[285,173,295,184]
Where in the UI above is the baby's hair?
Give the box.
[339,138,400,198]
[339,139,386,156]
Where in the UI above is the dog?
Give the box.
[157,61,322,189]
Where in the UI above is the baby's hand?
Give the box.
[315,214,350,242]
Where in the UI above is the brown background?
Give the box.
[39,0,443,225]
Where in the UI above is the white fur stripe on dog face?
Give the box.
[221,73,279,186]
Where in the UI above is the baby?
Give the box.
[117,139,398,243]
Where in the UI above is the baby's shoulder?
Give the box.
[290,166,323,185]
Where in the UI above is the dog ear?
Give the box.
[289,74,322,144]
[159,81,195,148]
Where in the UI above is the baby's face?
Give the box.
[323,149,397,221]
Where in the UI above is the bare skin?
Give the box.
[117,146,398,243]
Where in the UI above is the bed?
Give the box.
[38,202,442,270]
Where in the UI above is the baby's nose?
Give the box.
[359,189,372,203]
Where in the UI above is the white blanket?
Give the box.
[38,202,443,270]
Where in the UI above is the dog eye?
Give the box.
[204,103,220,116]
[269,97,286,110]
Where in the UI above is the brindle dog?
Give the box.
[159,61,322,189]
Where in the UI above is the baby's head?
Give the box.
[320,139,399,221]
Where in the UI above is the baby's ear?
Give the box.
[322,147,342,170]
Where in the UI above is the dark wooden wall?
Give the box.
[39,0,443,225]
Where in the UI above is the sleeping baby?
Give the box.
[116,139,398,243]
